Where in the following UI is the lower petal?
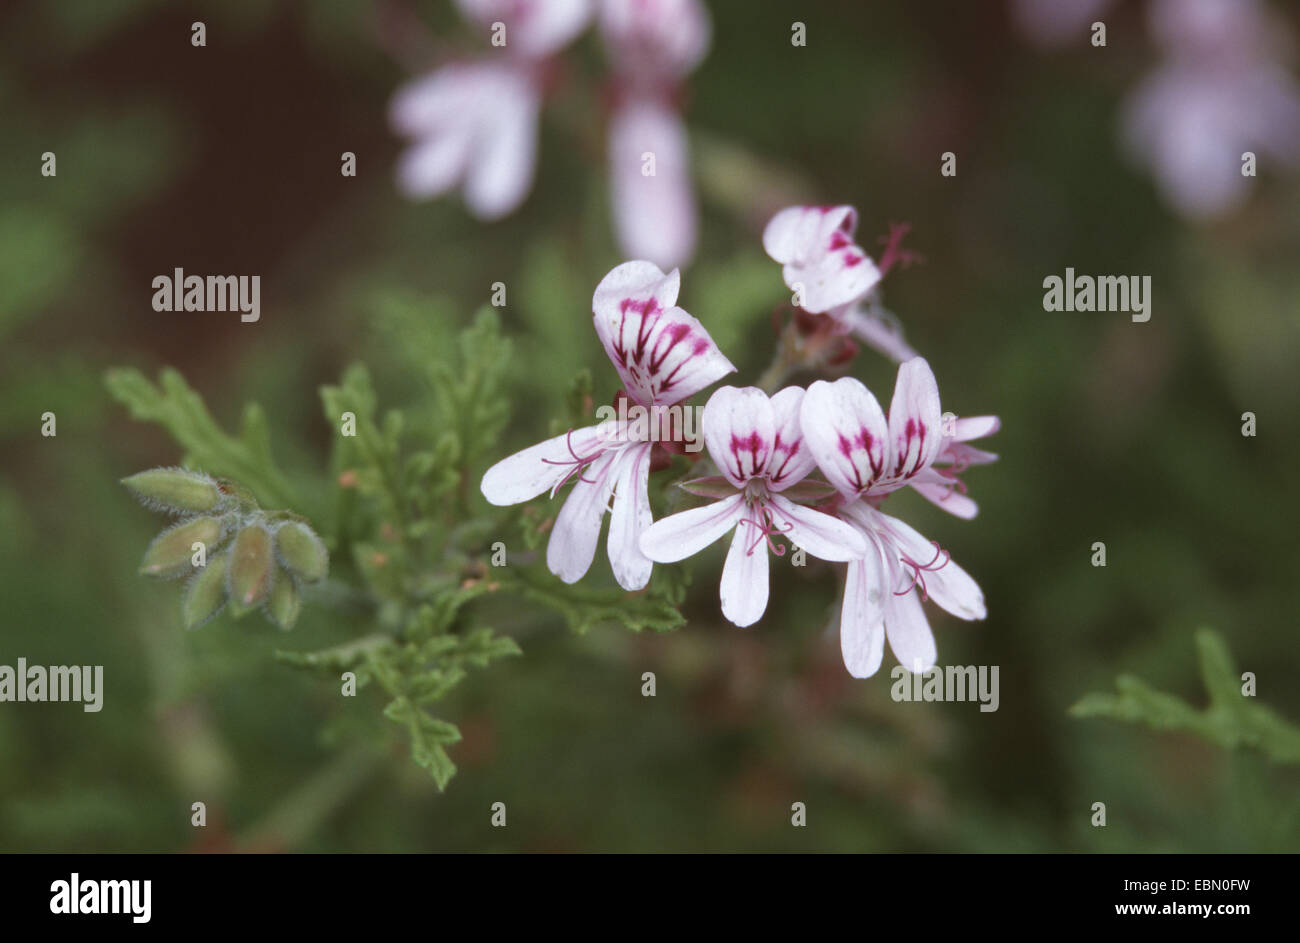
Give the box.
[720,523,770,627]
[464,70,539,220]
[639,493,744,563]
[878,511,986,621]
[607,445,654,591]
[546,452,619,584]
[841,549,887,678]
[480,425,606,506]
[885,577,937,673]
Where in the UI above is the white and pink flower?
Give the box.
[800,359,995,677]
[480,261,734,590]
[762,205,920,363]
[762,205,881,315]
[639,385,866,627]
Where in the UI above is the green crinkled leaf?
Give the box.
[105,367,294,509]
[448,626,523,668]
[371,626,520,790]
[383,696,461,791]
[281,618,519,790]
[274,634,396,686]
[1070,629,1300,764]
[510,566,686,635]
[408,585,492,639]
[647,560,691,610]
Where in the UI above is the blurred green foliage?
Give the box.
[1073,630,1300,765]
[0,0,1296,851]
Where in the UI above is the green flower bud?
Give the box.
[266,569,301,631]
[123,468,222,514]
[139,516,224,578]
[183,552,229,629]
[274,521,328,583]
[227,524,274,610]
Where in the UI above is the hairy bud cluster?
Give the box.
[123,468,328,630]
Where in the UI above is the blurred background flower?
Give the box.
[1121,0,1300,219]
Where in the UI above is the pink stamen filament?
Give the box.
[940,452,972,474]
[876,222,922,278]
[739,505,793,557]
[894,540,950,601]
[540,429,609,497]
[929,468,969,503]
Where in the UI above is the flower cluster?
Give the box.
[482,260,735,591]
[123,468,328,631]
[482,205,998,677]
[390,0,710,268]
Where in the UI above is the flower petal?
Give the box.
[720,522,769,627]
[396,134,473,200]
[702,386,775,488]
[762,204,854,267]
[593,259,680,315]
[462,67,539,220]
[546,450,620,583]
[840,542,888,678]
[391,66,479,198]
[800,377,888,499]
[886,357,943,482]
[952,415,1000,443]
[876,511,986,621]
[599,0,711,79]
[390,62,540,218]
[884,577,937,674]
[765,386,817,490]
[607,444,654,590]
[838,301,919,363]
[767,494,866,561]
[609,99,697,270]
[456,0,592,58]
[639,493,744,563]
[592,262,734,407]
[762,205,880,313]
[389,66,472,137]
[908,477,981,520]
[480,424,609,505]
